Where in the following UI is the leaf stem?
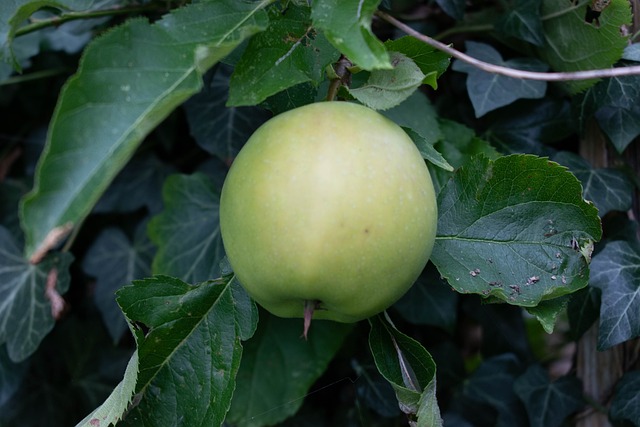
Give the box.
[377,10,640,81]
[325,56,352,101]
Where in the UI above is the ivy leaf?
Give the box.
[453,41,547,117]
[553,151,633,217]
[348,52,425,110]
[227,314,352,426]
[148,173,225,283]
[431,154,602,307]
[384,36,451,89]
[116,275,258,427]
[434,0,465,20]
[228,5,339,106]
[513,364,584,427]
[538,0,631,94]
[610,371,640,426]
[19,0,269,260]
[0,346,29,406]
[495,0,544,46]
[0,226,73,362]
[589,240,640,349]
[311,0,392,71]
[82,224,155,343]
[622,43,640,61]
[185,65,271,161]
[369,314,443,426]
[567,286,601,341]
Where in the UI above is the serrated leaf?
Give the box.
[452,41,547,117]
[148,173,225,283]
[75,348,139,427]
[590,240,640,349]
[348,52,425,110]
[553,151,633,217]
[464,353,527,427]
[116,275,258,427]
[227,314,352,427]
[185,65,271,160]
[432,154,602,307]
[525,295,570,333]
[228,5,339,106]
[513,364,584,427]
[0,226,73,362]
[538,0,631,94]
[404,128,453,172]
[610,371,640,426]
[369,315,442,426]
[495,0,544,46]
[311,0,391,71]
[392,264,458,332]
[82,224,155,343]
[384,36,451,89]
[19,0,270,260]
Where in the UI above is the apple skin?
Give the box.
[219,102,437,323]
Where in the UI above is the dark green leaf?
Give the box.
[261,82,318,114]
[513,364,584,427]
[0,226,72,362]
[227,314,352,426]
[82,224,155,343]
[567,286,601,341]
[453,42,547,117]
[393,264,458,332]
[148,173,225,283]
[553,151,633,217]
[432,154,602,306]
[228,5,339,106]
[403,128,453,172]
[20,0,270,260]
[610,371,640,426]
[351,359,402,418]
[495,0,544,46]
[384,36,451,89]
[538,0,632,94]
[464,353,527,427]
[590,240,640,349]
[434,0,465,20]
[311,0,391,71]
[369,315,442,426]
[185,65,270,160]
[116,275,258,427]
[347,52,425,110]
[382,91,441,146]
[0,178,29,242]
[0,345,28,406]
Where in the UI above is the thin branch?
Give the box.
[377,10,640,82]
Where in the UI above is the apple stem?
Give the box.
[302,300,319,340]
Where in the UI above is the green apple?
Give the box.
[219,101,437,331]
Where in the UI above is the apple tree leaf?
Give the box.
[116,275,258,426]
[148,173,225,284]
[525,295,570,333]
[228,5,340,107]
[610,371,640,426]
[227,314,352,426]
[384,36,451,89]
[382,91,441,146]
[311,0,392,71]
[589,240,640,349]
[82,224,155,343]
[513,364,584,427]
[184,65,271,161]
[75,348,139,427]
[0,226,73,362]
[452,41,547,117]
[552,151,634,217]
[432,154,602,307]
[19,0,270,260]
[495,0,544,46]
[369,314,443,426]
[538,0,631,94]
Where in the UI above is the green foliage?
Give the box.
[1,0,639,426]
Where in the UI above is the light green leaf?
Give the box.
[311,0,391,71]
[384,36,451,89]
[227,314,352,426]
[148,173,225,283]
[19,0,270,260]
[539,0,631,93]
[0,226,73,362]
[348,52,425,110]
[525,295,570,333]
[116,275,258,426]
[432,155,602,307]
